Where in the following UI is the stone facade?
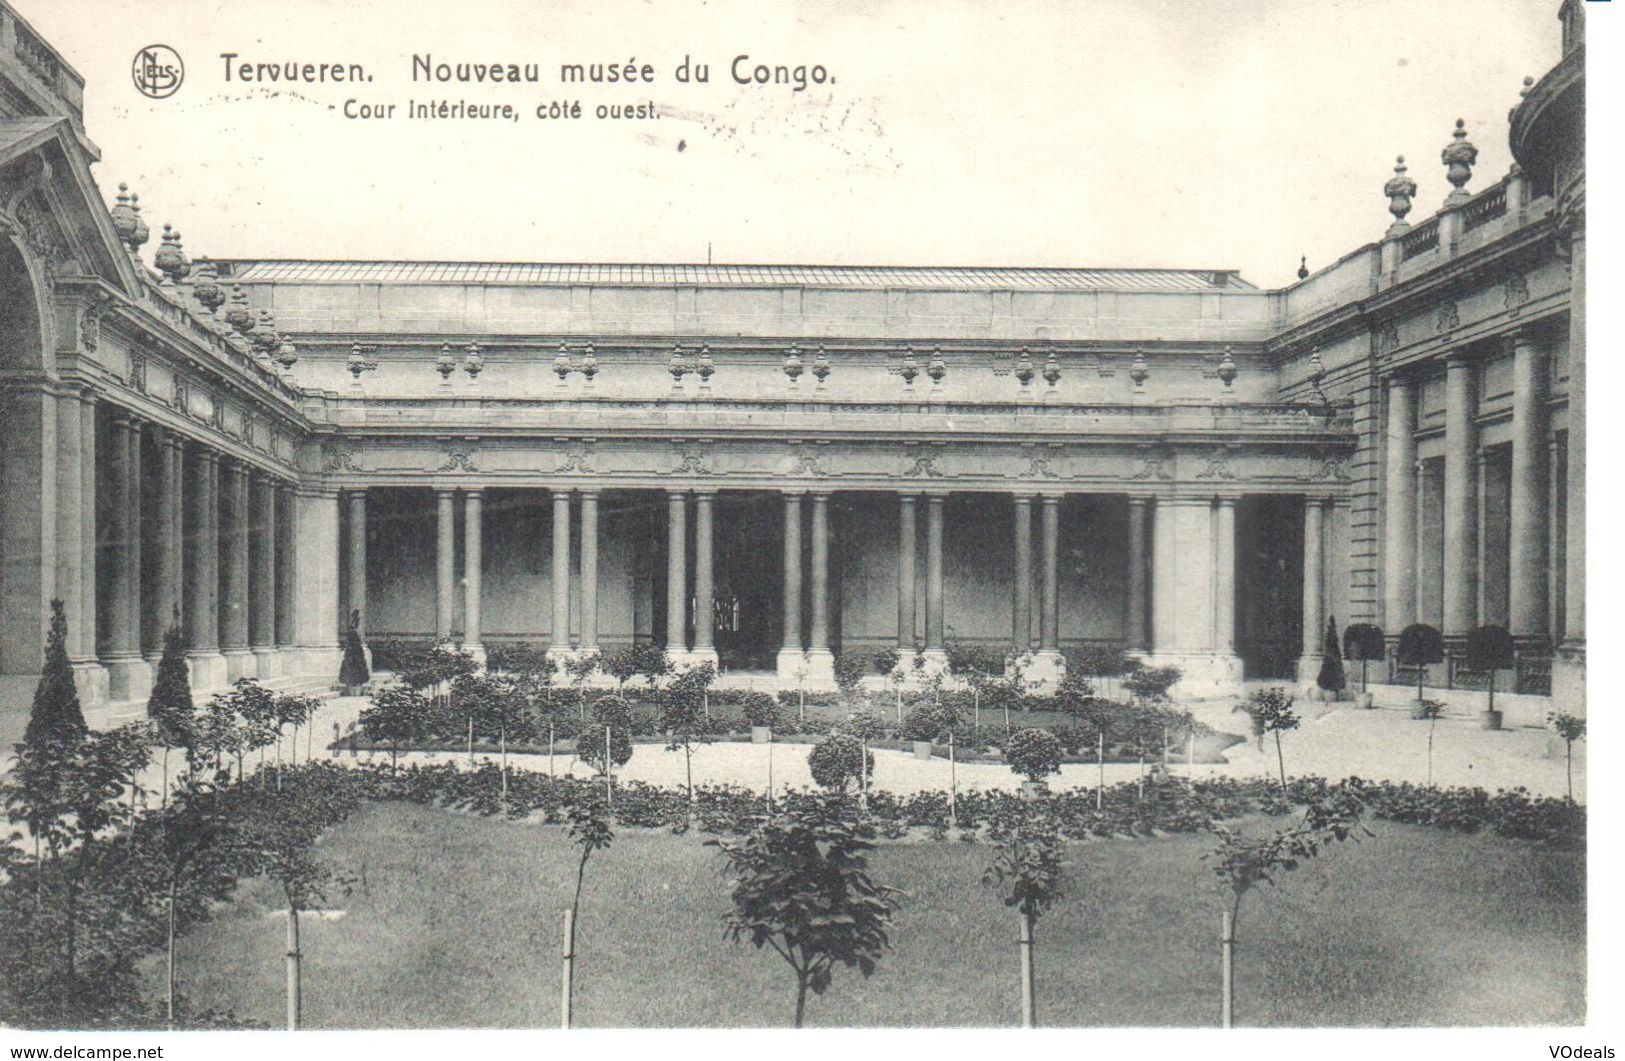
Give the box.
[0,0,1585,726]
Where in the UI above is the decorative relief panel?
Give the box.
[436,437,481,472]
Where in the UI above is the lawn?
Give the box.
[155,800,1584,1028]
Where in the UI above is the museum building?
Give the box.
[0,0,1587,729]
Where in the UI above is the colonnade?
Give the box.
[340,483,1335,692]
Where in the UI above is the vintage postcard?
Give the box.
[0,0,1607,1051]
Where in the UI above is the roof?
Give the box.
[217,260,1257,292]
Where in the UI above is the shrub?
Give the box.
[833,653,867,696]
[740,692,779,728]
[590,695,635,733]
[807,734,873,792]
[901,702,949,743]
[1342,623,1386,692]
[1071,644,1132,678]
[1397,624,1444,699]
[1315,616,1346,693]
[1005,728,1064,784]
[1123,662,1181,705]
[575,723,634,775]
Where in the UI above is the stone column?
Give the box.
[1298,497,1327,683]
[807,492,834,679]
[553,490,575,655]
[347,490,368,636]
[221,461,254,681]
[436,488,456,642]
[463,489,482,658]
[251,473,278,677]
[275,483,297,651]
[1508,332,1549,639]
[776,492,804,679]
[1553,217,1585,715]
[1442,355,1478,635]
[105,411,151,701]
[1383,375,1419,632]
[1148,495,1241,695]
[0,383,57,689]
[78,391,99,683]
[185,447,226,690]
[147,430,180,657]
[1012,495,1033,650]
[1126,496,1149,653]
[691,491,718,666]
[291,487,341,677]
[923,493,946,662]
[53,392,83,663]
[897,494,917,656]
[664,490,686,659]
[579,490,600,653]
[1215,496,1238,656]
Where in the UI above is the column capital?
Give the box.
[577,486,602,499]
[194,444,220,466]
[1445,350,1477,370]
[1126,493,1152,507]
[1011,492,1036,505]
[461,484,484,496]
[1038,493,1062,506]
[435,486,458,499]
[781,487,809,498]
[692,487,719,499]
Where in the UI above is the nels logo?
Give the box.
[132,45,184,99]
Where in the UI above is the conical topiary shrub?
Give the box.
[24,599,87,750]
[1316,615,1346,697]
[147,620,196,750]
[338,609,370,694]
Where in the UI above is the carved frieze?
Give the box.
[1194,445,1236,480]
[437,437,480,472]
[1435,299,1459,333]
[669,440,712,476]
[1130,444,1172,481]
[557,440,595,474]
[323,442,362,473]
[1504,274,1530,318]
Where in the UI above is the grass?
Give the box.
[155,801,1585,1029]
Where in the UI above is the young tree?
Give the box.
[560,796,614,1028]
[563,651,602,719]
[1315,615,1346,697]
[1549,711,1586,802]
[1415,698,1446,788]
[983,805,1065,1027]
[1005,728,1064,789]
[358,687,432,770]
[1235,687,1299,792]
[661,661,718,803]
[1465,624,1516,718]
[1207,787,1369,1027]
[1342,623,1386,696]
[1397,623,1444,702]
[806,734,873,794]
[709,794,902,1027]
[337,609,370,694]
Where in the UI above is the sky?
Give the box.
[22,0,1560,289]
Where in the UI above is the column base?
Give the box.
[1140,652,1244,700]
[297,645,342,684]
[685,647,720,672]
[776,648,838,691]
[70,660,110,708]
[461,642,486,667]
[223,648,257,684]
[1552,641,1586,718]
[104,655,153,704]
[252,646,280,681]
[1017,649,1066,693]
[187,651,230,694]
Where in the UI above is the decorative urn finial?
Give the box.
[1308,347,1327,403]
[224,284,254,335]
[191,257,225,314]
[127,193,150,255]
[249,308,279,355]
[1297,256,1309,281]
[669,342,688,384]
[436,343,456,379]
[1384,156,1417,231]
[580,341,598,381]
[554,341,572,380]
[900,346,919,386]
[274,334,299,370]
[784,344,804,383]
[1441,119,1478,203]
[926,346,946,385]
[347,342,370,380]
[154,224,188,284]
[1129,349,1150,388]
[812,344,831,384]
[1015,346,1034,386]
[1042,347,1061,387]
[697,344,714,385]
[1217,345,1238,389]
[109,184,150,254]
[463,340,483,378]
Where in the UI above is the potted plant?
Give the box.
[1005,727,1063,799]
[1464,624,1516,730]
[1314,615,1346,702]
[1396,623,1443,708]
[1342,622,1385,709]
[902,702,945,760]
[742,692,778,744]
